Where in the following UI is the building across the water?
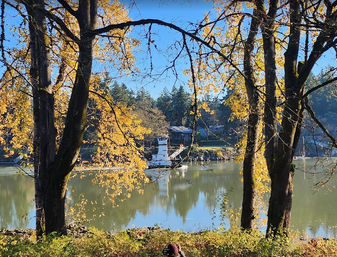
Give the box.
[169,126,192,145]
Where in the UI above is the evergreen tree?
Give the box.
[170,86,190,126]
[110,81,135,106]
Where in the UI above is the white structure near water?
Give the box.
[148,136,171,168]
[147,136,186,169]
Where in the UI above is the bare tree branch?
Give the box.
[56,0,78,18]
[42,7,80,43]
[90,18,247,80]
[304,97,337,148]
[303,76,337,98]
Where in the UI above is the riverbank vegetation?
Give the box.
[1,227,337,257]
[180,145,236,161]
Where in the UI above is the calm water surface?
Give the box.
[1,159,336,237]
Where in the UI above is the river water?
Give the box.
[0,159,336,237]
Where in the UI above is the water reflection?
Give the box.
[0,160,337,237]
[0,167,34,229]
[292,158,337,237]
[67,162,242,231]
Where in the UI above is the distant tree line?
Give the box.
[297,72,337,157]
[105,80,240,145]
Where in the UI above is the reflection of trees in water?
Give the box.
[291,159,337,237]
[65,160,337,235]
[67,174,159,231]
[0,174,34,228]
[168,162,242,222]
[67,162,243,230]
[1,160,336,234]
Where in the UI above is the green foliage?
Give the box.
[2,228,336,256]
[197,95,233,128]
[195,94,240,145]
[307,73,337,134]
[298,71,337,157]
[134,87,155,107]
[157,86,191,126]
[109,81,135,107]
[133,87,169,140]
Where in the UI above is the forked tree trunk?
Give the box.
[266,0,301,236]
[44,38,94,234]
[266,69,300,236]
[25,0,97,235]
[240,0,335,236]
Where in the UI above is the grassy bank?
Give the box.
[1,227,336,256]
[180,146,236,161]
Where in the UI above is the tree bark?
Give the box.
[241,98,260,230]
[266,0,301,236]
[26,0,56,237]
[259,1,278,171]
[267,92,300,236]
[44,38,94,234]
[240,8,261,230]
[25,0,97,235]
[43,0,97,234]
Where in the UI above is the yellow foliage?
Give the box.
[0,0,148,207]
[73,77,151,202]
[0,75,33,160]
[196,1,274,226]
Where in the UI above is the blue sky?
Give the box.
[3,1,336,99]
[2,0,213,99]
[117,0,213,98]
[115,0,337,98]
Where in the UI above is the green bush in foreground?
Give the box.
[1,227,336,257]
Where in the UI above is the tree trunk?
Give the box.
[26,1,56,237]
[266,82,301,236]
[260,1,278,171]
[266,0,301,237]
[241,104,259,229]
[42,0,97,234]
[240,8,261,230]
[44,173,70,234]
[44,39,94,234]
[266,82,302,237]
[25,0,97,235]
[267,161,294,236]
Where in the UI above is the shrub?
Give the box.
[1,227,336,256]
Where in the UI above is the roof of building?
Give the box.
[169,126,193,134]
